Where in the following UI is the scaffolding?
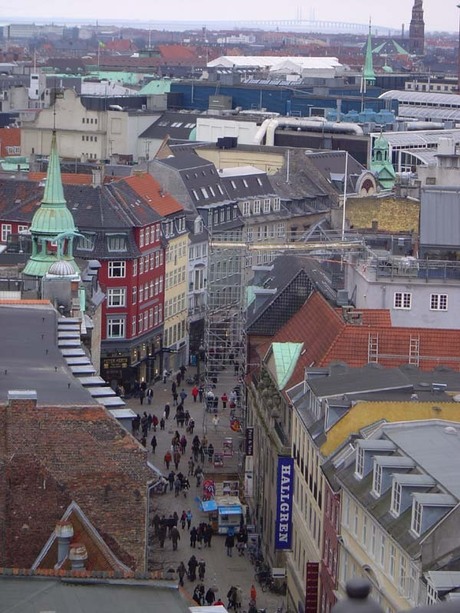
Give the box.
[203,234,363,429]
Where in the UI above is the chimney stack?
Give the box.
[69,543,88,570]
[55,520,74,565]
[7,390,37,410]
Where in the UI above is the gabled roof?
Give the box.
[33,501,132,573]
[123,172,183,217]
[259,291,460,390]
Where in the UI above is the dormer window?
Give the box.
[355,446,365,479]
[253,200,261,214]
[273,197,281,211]
[372,463,383,497]
[107,234,127,252]
[390,481,402,516]
[242,201,251,216]
[411,499,423,536]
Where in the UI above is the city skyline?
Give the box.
[0,0,457,34]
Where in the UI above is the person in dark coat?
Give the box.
[170,526,180,550]
[198,559,206,581]
[187,555,198,581]
[164,403,170,420]
[205,588,215,606]
[150,435,157,454]
[177,561,186,586]
[158,524,167,548]
[225,532,235,556]
[190,526,197,548]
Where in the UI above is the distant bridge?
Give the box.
[125,18,396,36]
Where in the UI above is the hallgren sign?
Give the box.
[275,456,294,550]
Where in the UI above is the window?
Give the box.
[108,261,126,278]
[107,317,125,338]
[140,229,144,247]
[372,463,382,497]
[355,446,365,478]
[230,180,237,190]
[370,523,377,557]
[132,316,136,336]
[200,187,209,199]
[362,515,368,547]
[411,500,423,536]
[389,544,396,579]
[78,233,95,251]
[430,293,448,311]
[394,292,411,309]
[133,259,138,276]
[263,198,270,213]
[427,582,438,605]
[132,286,137,305]
[379,534,386,568]
[1,224,12,242]
[242,201,251,216]
[253,200,261,214]
[107,287,126,307]
[391,481,402,516]
[107,234,127,252]
[273,197,281,211]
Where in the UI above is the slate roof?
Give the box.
[305,150,365,195]
[139,111,198,140]
[257,291,460,390]
[219,166,276,199]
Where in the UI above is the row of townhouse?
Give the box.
[0,134,338,384]
[245,252,460,613]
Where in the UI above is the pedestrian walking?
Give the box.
[227,586,237,610]
[163,368,169,384]
[151,414,158,431]
[158,524,167,548]
[205,524,213,548]
[225,531,235,557]
[164,451,172,470]
[190,526,197,548]
[160,417,165,430]
[146,388,153,405]
[195,465,203,487]
[184,409,190,426]
[180,510,187,529]
[198,385,204,403]
[177,561,186,586]
[205,588,215,606]
[147,413,152,430]
[212,414,220,430]
[208,443,214,464]
[180,434,187,455]
[192,385,199,402]
[180,388,187,404]
[188,456,195,476]
[139,389,145,405]
[170,526,180,550]
[174,476,182,497]
[164,403,170,420]
[188,555,198,581]
[234,585,242,610]
[198,559,206,581]
[187,417,195,434]
[171,381,177,395]
[221,392,228,409]
[151,435,157,454]
[168,470,175,491]
[173,450,181,471]
[186,509,192,530]
[250,584,257,605]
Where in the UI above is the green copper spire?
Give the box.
[363,21,376,86]
[23,131,80,278]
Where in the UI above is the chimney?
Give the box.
[7,390,37,410]
[55,520,74,564]
[91,165,105,187]
[69,543,88,570]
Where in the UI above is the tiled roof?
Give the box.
[0,127,20,156]
[0,567,165,580]
[261,291,460,390]
[157,44,200,62]
[123,173,183,216]
[0,400,155,570]
[28,172,110,186]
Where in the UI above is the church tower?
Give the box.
[363,22,376,89]
[409,0,425,56]
[22,131,80,278]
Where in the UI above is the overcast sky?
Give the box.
[1,1,457,34]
